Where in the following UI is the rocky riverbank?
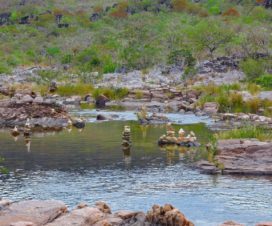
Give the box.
[196,139,272,175]
[0,199,194,226]
[0,199,271,226]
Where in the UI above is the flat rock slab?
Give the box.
[216,139,272,175]
[0,200,67,226]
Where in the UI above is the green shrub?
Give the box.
[240,58,265,81]
[167,49,196,67]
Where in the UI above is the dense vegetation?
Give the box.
[0,0,271,77]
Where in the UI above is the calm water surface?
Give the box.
[0,111,271,226]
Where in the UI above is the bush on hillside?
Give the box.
[239,58,265,81]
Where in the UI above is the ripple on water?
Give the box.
[0,119,271,226]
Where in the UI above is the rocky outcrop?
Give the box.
[197,139,272,175]
[0,93,70,129]
[0,200,194,226]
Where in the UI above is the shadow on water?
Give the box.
[0,120,271,226]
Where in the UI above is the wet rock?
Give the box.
[0,200,67,226]
[215,139,272,175]
[146,204,194,226]
[72,118,85,129]
[97,114,107,121]
[96,94,109,108]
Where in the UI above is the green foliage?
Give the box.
[186,20,233,58]
[168,49,196,67]
[10,11,18,22]
[240,58,265,81]
[46,47,61,57]
[256,74,272,89]
[76,48,101,72]
[0,0,271,73]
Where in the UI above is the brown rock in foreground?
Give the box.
[146,204,194,226]
[196,139,272,175]
[0,200,67,226]
[0,199,194,226]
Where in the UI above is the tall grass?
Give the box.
[216,125,272,141]
[56,84,93,96]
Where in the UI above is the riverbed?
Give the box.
[0,110,271,226]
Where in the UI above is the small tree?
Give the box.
[187,21,234,59]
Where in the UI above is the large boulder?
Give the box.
[0,200,67,226]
